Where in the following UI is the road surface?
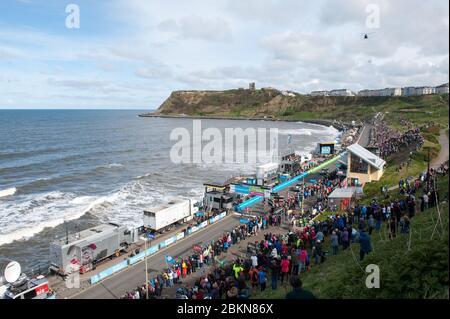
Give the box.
[70,214,242,299]
[431,129,449,169]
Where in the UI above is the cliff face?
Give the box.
[154,89,448,121]
[155,89,284,116]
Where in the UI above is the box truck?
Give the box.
[143,198,198,233]
[49,223,137,276]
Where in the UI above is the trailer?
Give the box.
[143,198,198,233]
[49,223,138,276]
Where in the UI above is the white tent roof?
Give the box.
[347,144,386,170]
[328,187,356,199]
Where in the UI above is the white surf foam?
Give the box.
[98,163,124,169]
[0,189,128,245]
[0,187,16,198]
[279,125,339,137]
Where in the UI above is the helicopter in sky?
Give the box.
[362,32,376,40]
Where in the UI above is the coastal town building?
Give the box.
[381,87,402,96]
[310,90,330,97]
[415,86,435,95]
[316,83,448,98]
[436,83,449,94]
[346,144,386,186]
[249,82,256,91]
[358,87,401,97]
[281,91,296,97]
[329,89,356,97]
[402,86,417,96]
[358,89,380,97]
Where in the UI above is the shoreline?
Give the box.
[138,113,358,131]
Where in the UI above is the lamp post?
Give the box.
[301,176,305,214]
[144,232,149,299]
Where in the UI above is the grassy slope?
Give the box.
[255,176,449,299]
[156,90,449,127]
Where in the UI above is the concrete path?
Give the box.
[431,129,449,169]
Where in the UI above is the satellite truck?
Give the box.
[1,260,55,299]
[48,222,138,276]
[143,198,199,233]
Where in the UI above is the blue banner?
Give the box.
[188,225,199,235]
[164,236,177,247]
[234,184,250,194]
[90,259,129,284]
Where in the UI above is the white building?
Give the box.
[380,87,402,96]
[415,86,435,95]
[282,91,296,97]
[329,89,356,97]
[435,83,449,94]
[310,90,330,97]
[358,89,380,97]
[359,87,401,97]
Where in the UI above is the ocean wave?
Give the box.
[0,179,176,246]
[97,163,124,169]
[0,147,62,161]
[278,125,339,137]
[278,129,314,136]
[0,187,16,198]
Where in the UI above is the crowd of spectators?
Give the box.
[371,121,424,159]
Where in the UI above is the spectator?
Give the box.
[285,276,315,299]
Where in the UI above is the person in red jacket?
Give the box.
[280,256,290,285]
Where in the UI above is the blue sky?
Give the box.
[0,0,448,109]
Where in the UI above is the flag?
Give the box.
[165,255,174,264]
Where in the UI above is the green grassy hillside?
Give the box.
[254,175,449,299]
[155,89,449,127]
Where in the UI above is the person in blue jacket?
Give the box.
[359,228,372,261]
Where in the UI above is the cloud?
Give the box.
[261,31,331,63]
[0,46,23,59]
[0,0,448,109]
[158,15,232,42]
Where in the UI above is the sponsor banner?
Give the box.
[230,184,249,194]
[159,241,166,249]
[188,225,199,235]
[176,232,185,241]
[240,218,250,224]
[128,251,146,265]
[249,186,265,194]
[147,245,159,255]
[219,212,226,219]
[209,216,219,224]
[199,221,208,229]
[90,260,128,284]
[164,236,176,247]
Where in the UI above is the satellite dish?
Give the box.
[1,260,22,283]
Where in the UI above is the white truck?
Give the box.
[143,198,199,233]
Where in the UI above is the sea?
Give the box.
[0,110,340,272]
